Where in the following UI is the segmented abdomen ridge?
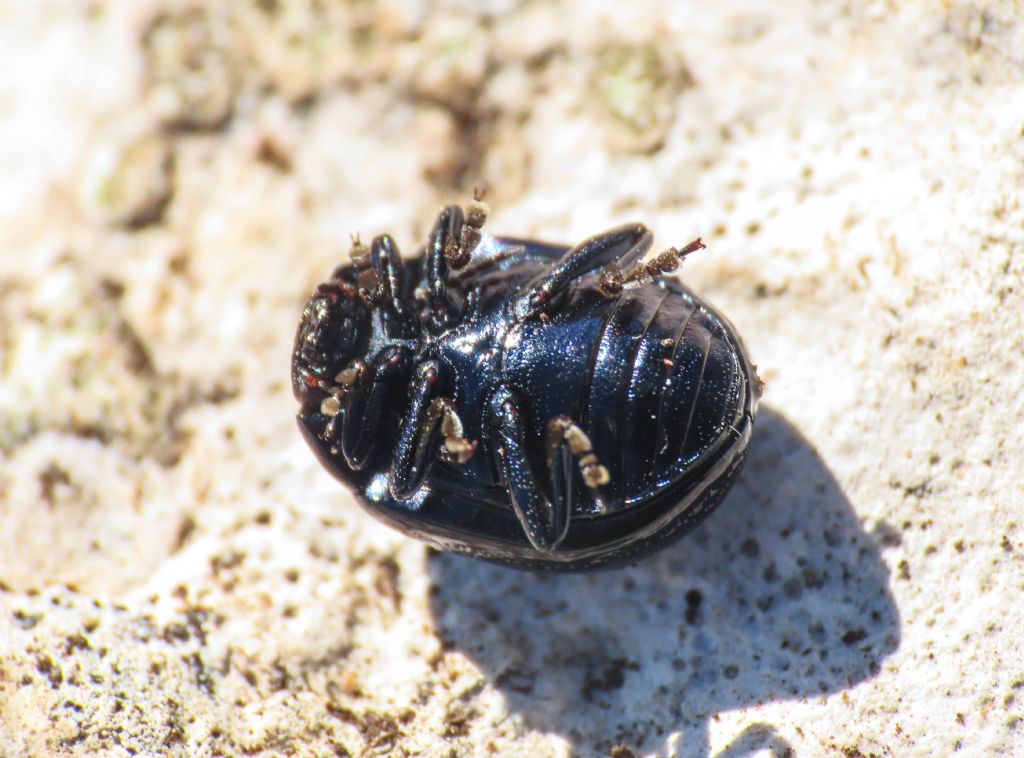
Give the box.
[582,281,744,505]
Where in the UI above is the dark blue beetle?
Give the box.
[293,199,760,570]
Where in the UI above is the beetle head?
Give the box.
[292,280,370,404]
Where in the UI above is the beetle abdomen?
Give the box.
[651,289,746,482]
[583,279,747,505]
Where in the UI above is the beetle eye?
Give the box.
[292,285,369,402]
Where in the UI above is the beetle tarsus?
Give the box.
[455,188,488,270]
[348,233,372,272]
[548,416,610,491]
[347,233,380,306]
[431,398,477,464]
[599,238,705,297]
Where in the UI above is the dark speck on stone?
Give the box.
[783,577,803,599]
[841,628,869,646]
[871,520,903,548]
[684,589,703,625]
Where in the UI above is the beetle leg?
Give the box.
[489,387,606,552]
[369,234,418,338]
[339,345,411,470]
[490,387,567,552]
[389,363,438,499]
[345,233,419,337]
[389,361,476,500]
[514,223,653,318]
[422,194,491,331]
[423,205,463,331]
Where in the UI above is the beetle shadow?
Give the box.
[427,407,900,757]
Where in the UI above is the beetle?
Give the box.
[292,196,760,571]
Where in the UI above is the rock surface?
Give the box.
[1,1,1022,756]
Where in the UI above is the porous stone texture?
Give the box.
[1,1,1022,756]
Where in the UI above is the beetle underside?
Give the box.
[293,196,760,569]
